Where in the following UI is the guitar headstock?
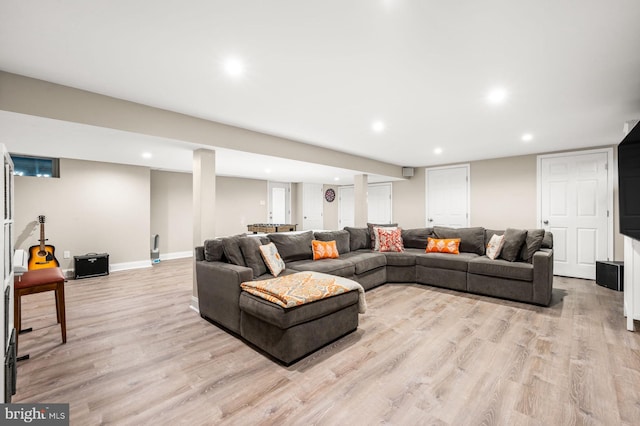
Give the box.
[38,215,46,224]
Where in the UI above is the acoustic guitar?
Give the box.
[28,215,60,270]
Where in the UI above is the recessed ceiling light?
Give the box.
[522,133,533,142]
[264,168,271,174]
[334,177,340,181]
[487,87,508,104]
[142,152,152,159]
[434,147,443,155]
[372,120,385,133]
[223,57,245,77]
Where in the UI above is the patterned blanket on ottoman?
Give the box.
[241,272,366,313]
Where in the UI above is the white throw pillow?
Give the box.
[486,234,505,260]
[259,243,286,277]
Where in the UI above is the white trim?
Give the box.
[190,296,200,314]
[536,147,614,263]
[109,260,152,272]
[424,164,471,227]
[160,250,193,261]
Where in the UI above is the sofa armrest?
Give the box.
[195,260,253,334]
[532,248,554,306]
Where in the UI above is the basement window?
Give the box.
[10,154,60,178]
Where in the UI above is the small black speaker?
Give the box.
[596,261,624,291]
[74,253,109,279]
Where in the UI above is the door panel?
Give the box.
[540,152,608,279]
[368,183,392,224]
[267,181,290,224]
[302,183,323,230]
[426,166,469,227]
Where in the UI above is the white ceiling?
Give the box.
[1,1,640,181]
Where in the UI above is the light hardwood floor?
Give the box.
[13,258,640,425]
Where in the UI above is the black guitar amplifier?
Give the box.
[595,261,624,291]
[74,253,109,279]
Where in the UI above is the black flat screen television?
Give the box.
[618,121,640,241]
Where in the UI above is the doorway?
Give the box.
[267,181,291,224]
[538,149,613,279]
[425,165,470,227]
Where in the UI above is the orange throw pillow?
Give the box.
[312,240,340,260]
[426,237,461,254]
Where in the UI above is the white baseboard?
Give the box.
[190,296,199,313]
[110,260,152,272]
[160,251,193,261]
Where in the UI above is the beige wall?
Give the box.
[150,170,193,256]
[469,155,538,229]
[392,167,427,229]
[15,158,150,269]
[323,184,339,230]
[214,176,268,238]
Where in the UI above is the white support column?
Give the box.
[192,149,216,310]
[624,236,639,331]
[354,174,368,227]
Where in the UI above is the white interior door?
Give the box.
[368,183,392,224]
[426,165,470,227]
[539,151,610,279]
[339,186,354,229]
[267,181,290,224]
[302,183,324,230]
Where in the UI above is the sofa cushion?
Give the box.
[344,227,370,251]
[312,240,340,260]
[468,256,534,282]
[520,229,545,263]
[222,234,247,266]
[500,228,528,262]
[542,231,553,249]
[415,252,478,272]
[268,230,313,262]
[401,228,434,249]
[204,239,225,262]
[286,258,356,278]
[239,290,358,330]
[238,237,268,277]
[382,250,418,266]
[434,226,486,255]
[341,252,387,274]
[314,230,350,254]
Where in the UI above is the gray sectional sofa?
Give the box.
[194,225,554,364]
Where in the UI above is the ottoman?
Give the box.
[239,278,361,365]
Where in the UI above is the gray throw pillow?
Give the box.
[203,239,225,262]
[434,226,486,255]
[401,228,434,249]
[314,230,350,254]
[520,229,545,263]
[238,237,268,278]
[344,227,370,251]
[499,228,528,262]
[222,234,246,266]
[268,230,313,262]
[541,231,553,249]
